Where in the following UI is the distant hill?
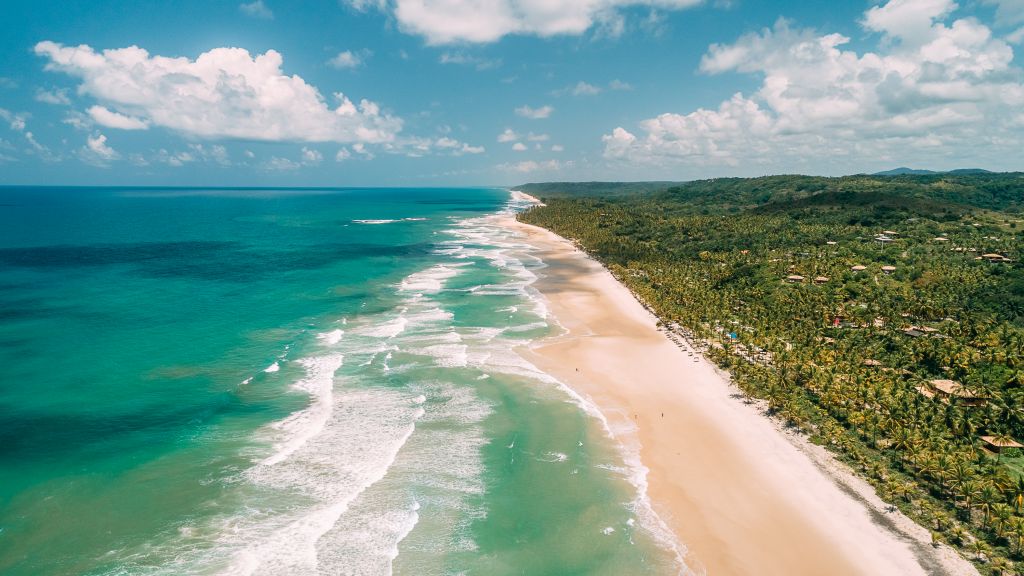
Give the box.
[515,181,681,197]
[874,167,937,176]
[516,173,1024,213]
[947,168,993,175]
[874,167,992,176]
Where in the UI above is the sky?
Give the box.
[0,0,1022,186]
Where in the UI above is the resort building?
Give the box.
[982,253,1012,263]
[881,266,896,274]
[851,265,867,272]
[921,379,987,406]
[980,436,1024,454]
[786,275,804,283]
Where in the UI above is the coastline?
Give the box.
[505,214,978,576]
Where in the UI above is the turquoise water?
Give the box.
[0,187,681,575]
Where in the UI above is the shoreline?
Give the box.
[505,215,978,576]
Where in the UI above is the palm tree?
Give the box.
[990,557,1013,576]
[978,483,1000,526]
[992,503,1014,540]
[971,538,992,562]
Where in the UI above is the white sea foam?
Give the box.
[355,317,408,339]
[263,362,280,373]
[260,354,343,467]
[316,329,344,346]
[540,451,568,463]
[225,383,427,575]
[399,264,463,293]
[353,219,399,224]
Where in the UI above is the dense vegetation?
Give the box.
[519,173,1024,573]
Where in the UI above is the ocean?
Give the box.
[0,187,681,575]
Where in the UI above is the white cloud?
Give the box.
[352,143,374,159]
[35,88,70,105]
[264,156,301,170]
[35,42,403,145]
[240,0,274,19]
[328,50,367,69]
[336,147,352,161]
[0,108,25,133]
[572,81,602,95]
[390,135,485,157]
[551,144,565,152]
[88,105,149,130]
[301,146,323,164]
[63,111,91,131]
[438,52,502,70]
[498,159,568,173]
[605,1,1024,173]
[190,143,230,165]
[609,79,633,91]
[512,142,528,151]
[0,108,57,161]
[343,0,701,44]
[155,148,195,167]
[497,128,519,142]
[80,132,118,166]
[526,132,549,141]
[515,104,554,119]
[433,136,484,154]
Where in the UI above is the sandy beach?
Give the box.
[506,209,978,576]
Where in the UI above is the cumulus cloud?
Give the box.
[264,156,302,171]
[515,104,554,119]
[438,52,502,70]
[35,88,70,105]
[80,132,118,166]
[344,0,701,44]
[0,108,56,161]
[497,128,519,142]
[498,159,568,173]
[35,42,402,145]
[328,50,368,69]
[604,0,1024,172]
[573,81,602,95]
[512,142,528,151]
[240,0,274,19]
[388,135,485,157]
[609,79,633,90]
[88,105,149,130]
[301,146,323,164]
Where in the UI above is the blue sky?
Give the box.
[1,0,1022,186]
